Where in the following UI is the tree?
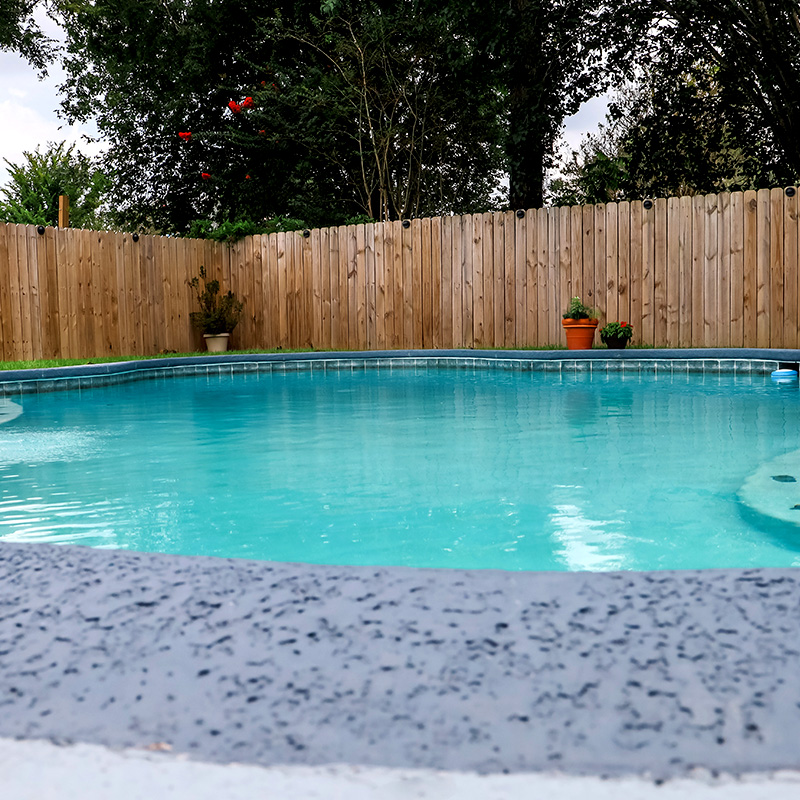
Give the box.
[57,0,506,232]
[549,59,785,204]
[649,0,800,181]
[450,0,610,210]
[0,141,109,228]
[0,0,55,70]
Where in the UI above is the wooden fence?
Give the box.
[1,187,798,361]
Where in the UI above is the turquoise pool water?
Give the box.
[1,367,799,571]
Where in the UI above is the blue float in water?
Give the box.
[771,368,798,383]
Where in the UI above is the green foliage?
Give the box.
[562,296,596,320]
[0,0,55,70]
[600,320,633,343]
[550,57,787,204]
[188,216,307,242]
[58,0,507,232]
[0,141,109,228]
[189,266,244,335]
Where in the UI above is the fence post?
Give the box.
[58,195,70,228]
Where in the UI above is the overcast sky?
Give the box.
[0,14,608,189]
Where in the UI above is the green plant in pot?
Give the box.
[600,321,633,349]
[189,265,244,352]
[561,296,599,349]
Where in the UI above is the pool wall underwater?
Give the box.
[2,349,800,779]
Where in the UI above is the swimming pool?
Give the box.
[1,354,798,571]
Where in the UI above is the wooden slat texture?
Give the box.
[472,214,485,348]
[504,210,515,347]
[784,190,799,349]
[431,217,442,349]
[629,202,643,346]
[2,189,800,361]
[558,206,571,331]
[537,208,550,345]
[420,218,432,348]
[515,211,526,346]
[494,213,506,346]
[617,202,630,329]
[770,188,785,348]
[756,189,771,347]
[440,217,452,348]
[678,196,693,348]
[525,210,538,346]
[703,193,718,348]
[0,223,13,360]
[653,198,668,346]
[605,202,618,325]
[663,198,677,342]
[641,201,654,346]
[691,196,705,347]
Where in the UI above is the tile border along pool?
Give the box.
[2,349,800,783]
[0,347,798,395]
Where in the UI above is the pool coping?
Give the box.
[2,349,800,779]
[1,347,799,394]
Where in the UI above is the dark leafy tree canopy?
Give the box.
[0,0,56,70]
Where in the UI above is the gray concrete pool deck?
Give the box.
[3,350,800,796]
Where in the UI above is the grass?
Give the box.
[0,343,667,372]
[0,348,316,372]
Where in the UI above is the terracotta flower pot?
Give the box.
[562,319,598,350]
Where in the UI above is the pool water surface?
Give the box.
[1,367,799,571]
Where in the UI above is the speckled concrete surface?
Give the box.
[2,542,800,779]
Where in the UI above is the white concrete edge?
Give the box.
[1,737,800,800]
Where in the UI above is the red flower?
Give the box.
[201,172,211,180]
[258,129,266,135]
[228,100,241,113]
[245,174,251,180]
[241,96,254,108]
[178,131,191,140]
[620,321,628,327]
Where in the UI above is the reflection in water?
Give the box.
[0,399,23,425]
[549,502,626,572]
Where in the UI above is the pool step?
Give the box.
[739,449,800,526]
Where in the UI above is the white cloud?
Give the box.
[0,42,104,186]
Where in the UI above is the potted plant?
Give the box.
[189,266,244,352]
[562,296,599,350]
[600,321,633,349]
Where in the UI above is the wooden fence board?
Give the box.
[440,217,452,348]
[558,206,571,331]
[756,189,771,347]
[482,212,494,348]
[525,210,538,346]
[421,217,432,348]
[0,223,13,360]
[604,203,618,325]
[678,196,693,348]
[493,213,505,347]
[617,202,630,329]
[666,197,680,345]
[504,211,516,347]
[770,188,785,348]
[515,211,526,346]
[691,196,705,347]
[654,198,668,346]
[628,203,642,343]
[641,201,654,346]
[537,208,550,345]
[472,214,485,348]
[593,203,605,323]
[431,217,442,349]
[784,190,799,349]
